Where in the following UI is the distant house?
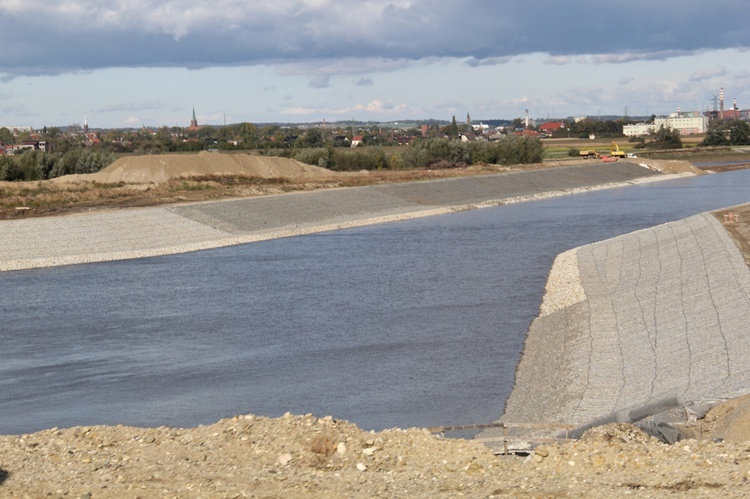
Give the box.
[513,129,540,137]
[3,141,50,154]
[351,135,364,147]
[539,121,566,134]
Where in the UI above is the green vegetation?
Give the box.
[399,136,543,169]
[0,149,116,181]
[702,120,750,147]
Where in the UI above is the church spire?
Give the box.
[188,106,200,130]
[190,107,198,129]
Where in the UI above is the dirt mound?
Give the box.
[634,158,703,175]
[678,393,750,443]
[3,411,750,497]
[54,152,332,184]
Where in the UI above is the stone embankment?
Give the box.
[0,162,672,271]
[502,212,750,430]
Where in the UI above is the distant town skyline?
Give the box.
[1,1,748,129]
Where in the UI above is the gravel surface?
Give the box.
[0,162,681,272]
[502,213,750,428]
[3,414,750,498]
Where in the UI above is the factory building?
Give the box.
[623,112,709,137]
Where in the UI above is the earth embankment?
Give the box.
[502,212,750,428]
[1,161,670,271]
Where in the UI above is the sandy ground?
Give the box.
[3,153,750,497]
[54,151,333,184]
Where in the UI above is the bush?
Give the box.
[331,147,389,171]
[0,156,23,181]
[0,148,118,181]
[568,148,580,157]
[293,147,334,169]
[401,136,542,168]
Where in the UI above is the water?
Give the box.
[2,170,750,435]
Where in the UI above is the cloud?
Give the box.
[0,1,747,78]
[466,56,513,67]
[690,66,727,81]
[587,50,695,65]
[94,101,166,113]
[354,78,373,87]
[331,99,409,115]
[308,75,330,88]
[544,56,572,66]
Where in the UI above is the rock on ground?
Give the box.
[3,414,750,498]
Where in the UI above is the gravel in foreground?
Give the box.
[2,414,750,498]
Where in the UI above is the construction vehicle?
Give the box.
[579,149,600,159]
[610,141,626,159]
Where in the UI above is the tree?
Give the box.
[0,127,14,145]
[449,116,459,139]
[729,120,750,145]
[237,122,258,146]
[297,128,325,148]
[701,122,730,146]
[155,126,175,150]
[649,125,682,149]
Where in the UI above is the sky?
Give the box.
[0,0,748,129]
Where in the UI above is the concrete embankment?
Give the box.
[502,212,750,427]
[0,162,668,271]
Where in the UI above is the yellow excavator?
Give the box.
[610,141,626,159]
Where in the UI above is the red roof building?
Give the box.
[539,121,566,133]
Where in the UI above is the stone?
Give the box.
[277,453,292,465]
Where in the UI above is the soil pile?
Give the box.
[56,152,332,184]
[634,158,703,175]
[2,413,750,498]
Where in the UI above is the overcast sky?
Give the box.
[0,0,748,129]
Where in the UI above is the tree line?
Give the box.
[266,135,543,171]
[0,149,115,181]
[701,120,750,146]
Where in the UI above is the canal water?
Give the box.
[2,170,750,435]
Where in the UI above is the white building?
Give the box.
[623,112,709,137]
[622,123,655,137]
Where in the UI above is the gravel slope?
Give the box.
[502,213,750,429]
[1,162,675,272]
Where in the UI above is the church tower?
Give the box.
[190,107,198,129]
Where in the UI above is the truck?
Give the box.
[579,149,600,159]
